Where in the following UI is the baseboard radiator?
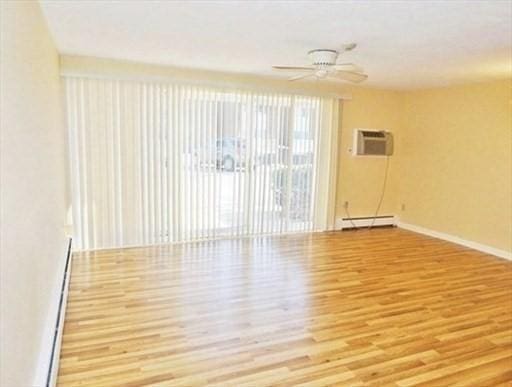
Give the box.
[46,238,73,386]
[337,215,396,230]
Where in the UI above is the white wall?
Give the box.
[0,1,68,386]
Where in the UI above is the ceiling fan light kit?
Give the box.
[307,49,339,66]
[272,44,368,83]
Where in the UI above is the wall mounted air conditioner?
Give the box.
[353,129,393,156]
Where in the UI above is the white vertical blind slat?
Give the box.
[169,85,175,243]
[84,79,95,249]
[115,82,123,245]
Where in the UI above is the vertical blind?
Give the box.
[64,76,339,250]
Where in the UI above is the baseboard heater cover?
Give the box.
[337,215,396,230]
[46,238,73,387]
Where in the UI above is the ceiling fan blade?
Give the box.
[334,63,364,73]
[330,70,368,83]
[273,66,314,71]
[288,73,314,82]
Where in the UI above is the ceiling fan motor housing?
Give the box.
[308,49,339,66]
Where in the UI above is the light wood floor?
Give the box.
[58,228,512,386]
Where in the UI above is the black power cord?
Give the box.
[344,202,359,230]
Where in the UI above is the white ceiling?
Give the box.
[40,0,512,89]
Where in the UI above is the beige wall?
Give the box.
[0,1,68,386]
[399,80,512,252]
[60,55,352,99]
[336,87,404,219]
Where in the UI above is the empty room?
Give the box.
[1,0,511,386]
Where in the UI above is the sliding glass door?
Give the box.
[64,77,337,250]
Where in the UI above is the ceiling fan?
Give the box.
[272,43,368,83]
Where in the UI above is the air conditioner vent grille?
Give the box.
[361,131,385,138]
[364,140,387,155]
[354,129,394,156]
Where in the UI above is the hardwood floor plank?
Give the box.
[58,228,512,386]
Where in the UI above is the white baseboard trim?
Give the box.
[33,238,73,387]
[336,215,396,230]
[398,222,512,261]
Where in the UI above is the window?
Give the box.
[65,77,338,250]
